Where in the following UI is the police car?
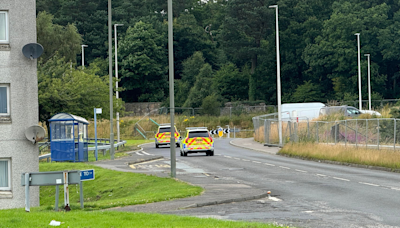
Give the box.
[155,124,181,148]
[180,127,214,156]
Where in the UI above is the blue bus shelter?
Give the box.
[49,113,89,162]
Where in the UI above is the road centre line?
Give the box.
[141,151,151,155]
[391,187,400,191]
[265,163,275,166]
[333,177,350,181]
[252,161,261,164]
[316,174,327,177]
[295,169,307,173]
[279,166,290,169]
[359,182,379,187]
[242,159,250,161]
[224,156,232,158]
[233,158,241,160]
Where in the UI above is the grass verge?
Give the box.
[0,209,286,228]
[39,162,202,210]
[279,142,400,170]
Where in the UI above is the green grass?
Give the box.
[39,162,202,210]
[0,209,285,228]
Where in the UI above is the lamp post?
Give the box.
[269,5,282,147]
[114,24,124,143]
[365,54,371,111]
[108,0,115,160]
[168,0,176,177]
[355,33,362,110]
[81,45,88,69]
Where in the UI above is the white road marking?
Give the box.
[252,161,261,164]
[333,177,350,182]
[316,174,327,177]
[295,169,307,173]
[242,159,250,161]
[359,182,379,187]
[234,158,241,160]
[391,187,400,191]
[265,163,275,166]
[141,151,151,155]
[224,156,232,158]
[279,166,290,170]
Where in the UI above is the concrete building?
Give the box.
[0,0,39,209]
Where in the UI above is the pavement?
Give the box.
[93,138,280,213]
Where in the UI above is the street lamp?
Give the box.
[168,0,176,177]
[108,0,115,160]
[114,23,124,143]
[355,33,362,110]
[81,45,88,69]
[365,54,371,111]
[269,4,282,147]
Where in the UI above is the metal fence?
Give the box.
[157,105,276,117]
[253,113,400,150]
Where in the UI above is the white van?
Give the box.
[281,102,326,121]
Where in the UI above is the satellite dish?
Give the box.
[25,125,46,144]
[22,43,44,60]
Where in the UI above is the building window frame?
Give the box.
[0,11,9,44]
[0,84,10,116]
[0,158,11,191]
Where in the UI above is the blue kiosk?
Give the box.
[49,113,89,162]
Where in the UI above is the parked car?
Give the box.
[154,124,180,148]
[319,105,381,117]
[180,127,214,156]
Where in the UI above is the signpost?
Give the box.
[22,170,95,211]
[94,108,102,161]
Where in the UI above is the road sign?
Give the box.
[218,127,223,137]
[223,129,230,134]
[80,169,95,181]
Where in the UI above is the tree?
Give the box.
[36,11,82,64]
[38,55,124,124]
[118,21,168,102]
[290,81,324,103]
[212,63,248,101]
[183,63,214,108]
[303,1,390,100]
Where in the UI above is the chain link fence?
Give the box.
[253,114,400,150]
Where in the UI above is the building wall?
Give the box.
[0,0,39,209]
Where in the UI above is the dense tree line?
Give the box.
[36,0,400,119]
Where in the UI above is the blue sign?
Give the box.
[80,169,95,181]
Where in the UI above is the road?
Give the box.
[132,138,400,228]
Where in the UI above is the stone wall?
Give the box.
[125,102,162,116]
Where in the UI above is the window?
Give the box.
[0,159,11,191]
[0,84,10,115]
[0,11,8,43]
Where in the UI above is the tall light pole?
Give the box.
[108,0,115,160]
[81,45,88,69]
[269,5,282,147]
[114,24,124,143]
[365,54,371,111]
[355,33,362,110]
[168,0,176,178]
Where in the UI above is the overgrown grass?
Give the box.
[279,142,400,170]
[39,162,203,210]
[87,114,256,139]
[0,209,286,228]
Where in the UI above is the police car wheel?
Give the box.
[156,144,159,148]
[176,143,179,147]
[180,151,183,156]
[183,152,187,156]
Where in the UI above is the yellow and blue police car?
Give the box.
[155,124,181,148]
[180,127,214,156]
